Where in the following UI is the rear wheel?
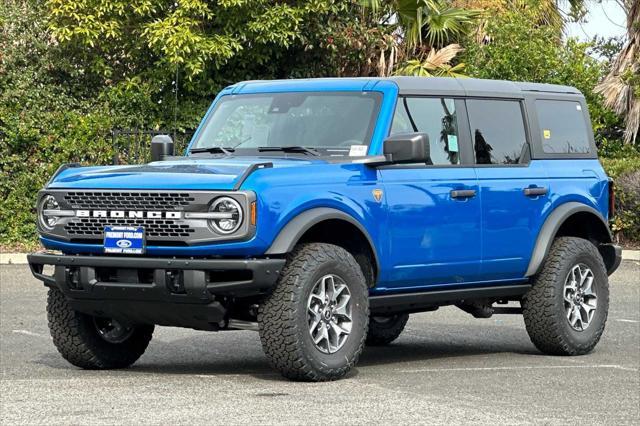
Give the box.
[366,314,409,346]
[47,289,154,369]
[258,243,369,381]
[522,237,609,355]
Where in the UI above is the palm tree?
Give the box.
[360,0,481,76]
[595,0,639,144]
[361,0,481,49]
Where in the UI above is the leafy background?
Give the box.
[1,0,639,251]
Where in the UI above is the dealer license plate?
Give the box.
[103,226,145,254]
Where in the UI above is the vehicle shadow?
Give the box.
[33,323,541,381]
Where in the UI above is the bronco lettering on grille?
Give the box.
[75,210,182,219]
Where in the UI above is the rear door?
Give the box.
[378,97,482,290]
[467,98,550,281]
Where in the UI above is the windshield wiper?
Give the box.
[257,146,320,156]
[189,146,235,155]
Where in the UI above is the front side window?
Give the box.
[467,99,528,165]
[191,92,381,155]
[535,100,591,154]
[390,97,460,165]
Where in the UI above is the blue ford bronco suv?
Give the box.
[28,77,622,381]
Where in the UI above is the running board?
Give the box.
[369,284,531,315]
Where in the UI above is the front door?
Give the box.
[378,96,482,290]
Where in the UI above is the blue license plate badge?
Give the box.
[104,226,145,254]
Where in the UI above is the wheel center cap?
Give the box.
[322,308,332,321]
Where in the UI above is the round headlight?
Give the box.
[209,197,243,234]
[39,194,60,229]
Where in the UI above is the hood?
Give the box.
[48,156,323,190]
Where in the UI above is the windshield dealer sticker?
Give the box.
[349,145,368,157]
[543,129,551,139]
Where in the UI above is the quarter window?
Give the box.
[390,97,460,165]
[535,100,591,154]
[467,99,528,165]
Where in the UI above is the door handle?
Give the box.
[523,187,548,196]
[450,189,477,199]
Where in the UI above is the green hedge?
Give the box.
[0,112,116,251]
[601,157,640,245]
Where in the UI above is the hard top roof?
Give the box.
[389,76,581,97]
[232,76,582,97]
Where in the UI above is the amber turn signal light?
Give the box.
[250,201,257,226]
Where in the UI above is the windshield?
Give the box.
[190,92,382,156]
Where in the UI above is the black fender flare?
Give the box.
[265,207,380,273]
[525,202,612,277]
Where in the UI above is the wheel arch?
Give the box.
[525,202,614,277]
[265,207,380,286]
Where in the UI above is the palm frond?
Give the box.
[424,43,464,67]
[395,43,465,77]
[595,0,639,144]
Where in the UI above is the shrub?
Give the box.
[610,170,640,245]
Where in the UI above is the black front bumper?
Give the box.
[28,253,285,330]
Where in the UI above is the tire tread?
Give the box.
[522,237,608,355]
[258,243,369,381]
[47,289,153,369]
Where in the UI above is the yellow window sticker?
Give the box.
[543,129,551,139]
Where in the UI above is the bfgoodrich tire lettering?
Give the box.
[47,288,154,369]
[522,237,609,355]
[258,243,369,381]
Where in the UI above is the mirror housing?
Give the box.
[383,133,430,164]
[150,134,174,162]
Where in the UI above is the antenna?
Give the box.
[173,65,178,140]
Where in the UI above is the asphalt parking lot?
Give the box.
[1,261,638,425]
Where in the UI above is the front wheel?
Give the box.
[47,289,154,369]
[522,237,609,356]
[258,243,369,381]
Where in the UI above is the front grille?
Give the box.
[62,191,198,240]
[41,190,253,245]
[65,217,195,238]
[63,191,194,210]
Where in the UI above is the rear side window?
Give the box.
[467,99,528,165]
[535,100,591,154]
[390,97,460,165]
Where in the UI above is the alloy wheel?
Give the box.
[307,274,353,354]
[563,263,598,331]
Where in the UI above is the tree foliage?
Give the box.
[46,0,351,85]
[461,5,624,147]
[1,0,638,249]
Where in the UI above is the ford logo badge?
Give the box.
[116,239,132,248]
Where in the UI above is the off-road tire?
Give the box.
[47,288,154,369]
[522,237,609,355]
[366,314,409,346]
[258,243,369,381]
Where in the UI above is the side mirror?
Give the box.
[383,133,430,164]
[150,134,174,162]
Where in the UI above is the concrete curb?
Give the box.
[1,253,29,265]
[2,250,639,265]
[623,249,640,262]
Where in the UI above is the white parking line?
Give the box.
[615,319,639,323]
[11,329,46,338]
[400,364,638,373]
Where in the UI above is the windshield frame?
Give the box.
[188,91,383,157]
